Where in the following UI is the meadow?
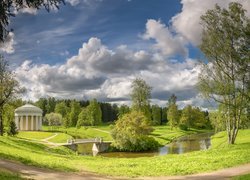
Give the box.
[0,127,249,177]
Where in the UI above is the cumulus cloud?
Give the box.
[19,7,37,15]
[172,0,250,45]
[66,0,80,6]
[0,32,15,54]
[142,19,187,57]
[15,37,204,108]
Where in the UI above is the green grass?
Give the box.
[17,131,54,140]
[0,168,24,179]
[43,126,113,141]
[48,133,72,143]
[232,174,250,180]
[0,129,249,177]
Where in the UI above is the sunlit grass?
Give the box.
[0,129,249,177]
[17,131,54,140]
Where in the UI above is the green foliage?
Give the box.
[87,99,102,125]
[69,100,81,127]
[55,102,69,118]
[151,105,161,125]
[131,78,152,113]
[198,2,250,144]
[77,108,92,127]
[45,112,62,126]
[0,56,22,135]
[0,169,23,180]
[118,104,130,118]
[167,104,179,130]
[6,120,18,136]
[111,111,159,151]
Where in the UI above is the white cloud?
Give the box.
[66,0,80,6]
[15,37,204,108]
[19,7,37,15]
[172,0,250,45]
[0,32,16,54]
[142,19,187,57]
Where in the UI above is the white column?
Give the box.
[36,116,38,131]
[20,116,23,130]
[31,115,34,130]
[15,116,19,130]
[39,116,42,130]
[26,115,28,131]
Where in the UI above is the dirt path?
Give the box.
[0,159,249,180]
[93,128,111,134]
[0,159,117,180]
[141,163,250,180]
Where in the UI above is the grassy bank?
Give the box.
[43,125,210,145]
[0,129,249,177]
[0,168,24,180]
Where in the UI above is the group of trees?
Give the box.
[0,1,248,147]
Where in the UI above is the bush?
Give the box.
[111,111,159,152]
[179,124,188,131]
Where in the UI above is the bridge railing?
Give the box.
[67,137,103,144]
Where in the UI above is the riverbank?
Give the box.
[0,129,249,177]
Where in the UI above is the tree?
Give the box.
[131,78,152,120]
[0,56,22,135]
[151,105,161,125]
[77,108,92,127]
[36,98,48,116]
[198,2,250,144]
[87,99,102,125]
[46,97,56,114]
[167,94,179,130]
[118,104,130,118]
[69,100,81,127]
[55,101,68,118]
[45,112,62,126]
[0,0,65,43]
[111,111,159,152]
[179,105,193,130]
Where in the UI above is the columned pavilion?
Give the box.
[14,104,43,131]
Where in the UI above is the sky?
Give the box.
[0,0,249,109]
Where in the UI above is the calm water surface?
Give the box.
[70,132,213,158]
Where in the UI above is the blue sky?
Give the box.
[1,0,249,108]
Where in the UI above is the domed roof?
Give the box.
[15,104,43,114]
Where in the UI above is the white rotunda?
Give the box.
[14,104,43,131]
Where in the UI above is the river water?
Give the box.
[69,132,213,158]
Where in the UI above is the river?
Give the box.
[68,132,214,158]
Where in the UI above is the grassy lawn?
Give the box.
[0,128,249,177]
[48,133,72,143]
[0,168,24,180]
[17,131,54,140]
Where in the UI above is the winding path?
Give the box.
[0,159,249,180]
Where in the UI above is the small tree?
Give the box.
[87,99,102,125]
[6,120,18,136]
[111,111,159,152]
[151,105,161,125]
[45,113,62,127]
[167,94,179,130]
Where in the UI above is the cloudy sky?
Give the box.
[1,0,249,108]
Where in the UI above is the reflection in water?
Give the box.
[68,132,213,158]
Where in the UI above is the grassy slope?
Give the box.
[16,131,72,143]
[0,168,24,180]
[0,129,249,177]
[232,174,250,180]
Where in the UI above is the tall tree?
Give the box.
[55,101,68,118]
[151,105,161,125]
[118,104,130,118]
[167,94,179,130]
[0,0,65,42]
[0,56,22,135]
[198,2,250,144]
[69,100,81,127]
[131,78,152,120]
[87,99,102,125]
